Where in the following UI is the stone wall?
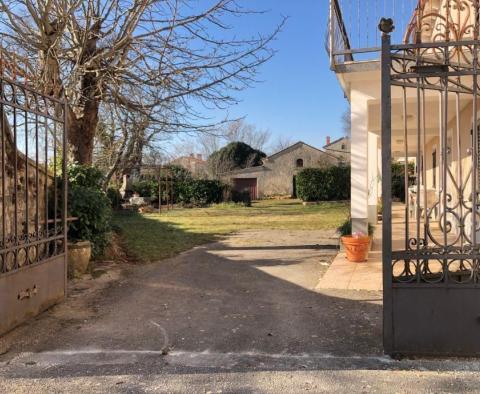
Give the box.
[0,115,51,264]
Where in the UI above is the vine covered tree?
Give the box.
[207,141,266,177]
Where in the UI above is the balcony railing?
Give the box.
[328,0,480,70]
[327,0,419,68]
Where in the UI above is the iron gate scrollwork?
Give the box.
[381,11,480,356]
[0,56,67,335]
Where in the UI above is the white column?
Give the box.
[350,88,369,234]
[368,132,379,224]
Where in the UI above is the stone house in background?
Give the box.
[170,154,207,177]
[323,136,350,163]
[222,141,341,199]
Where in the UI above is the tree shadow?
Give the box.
[1,213,385,379]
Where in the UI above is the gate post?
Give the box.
[380,20,393,355]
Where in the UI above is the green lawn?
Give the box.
[113,199,349,262]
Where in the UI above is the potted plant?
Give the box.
[338,219,374,263]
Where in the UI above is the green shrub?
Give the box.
[180,179,225,206]
[337,218,374,236]
[296,166,350,202]
[66,164,112,257]
[231,189,252,207]
[107,187,122,209]
[131,179,158,198]
[130,166,225,207]
[391,161,415,202]
[67,164,104,188]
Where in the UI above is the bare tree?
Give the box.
[194,119,270,158]
[0,0,284,164]
[268,135,294,154]
[222,119,270,151]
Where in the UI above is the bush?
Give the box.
[296,166,350,202]
[391,161,414,202]
[180,179,225,206]
[131,179,158,199]
[67,164,112,257]
[107,187,122,209]
[337,218,374,236]
[129,166,226,207]
[231,189,252,207]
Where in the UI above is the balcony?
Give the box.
[327,0,480,72]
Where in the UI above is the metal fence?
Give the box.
[327,0,419,67]
[0,63,67,277]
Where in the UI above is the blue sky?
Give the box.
[174,0,350,154]
[219,0,348,148]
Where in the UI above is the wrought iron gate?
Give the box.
[381,21,480,356]
[0,65,67,335]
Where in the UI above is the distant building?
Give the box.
[323,136,350,163]
[222,141,342,200]
[170,154,207,177]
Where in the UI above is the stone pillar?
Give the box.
[350,87,370,234]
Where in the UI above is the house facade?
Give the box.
[223,141,341,199]
[329,0,480,233]
[170,154,207,177]
[328,0,480,356]
[323,136,350,163]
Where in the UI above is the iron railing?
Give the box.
[328,1,480,69]
[0,59,67,276]
[327,0,419,68]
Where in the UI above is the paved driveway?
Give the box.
[2,230,475,392]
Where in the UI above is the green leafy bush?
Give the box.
[231,189,252,207]
[391,161,415,202]
[67,164,112,257]
[296,166,350,202]
[129,165,225,207]
[337,218,374,236]
[131,179,158,199]
[67,164,104,188]
[180,179,225,206]
[107,187,122,210]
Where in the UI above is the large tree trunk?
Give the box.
[68,100,99,165]
[65,21,102,165]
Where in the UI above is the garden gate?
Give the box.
[381,16,480,356]
[0,57,67,335]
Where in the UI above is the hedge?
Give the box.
[131,177,225,207]
[391,161,415,202]
[296,166,350,202]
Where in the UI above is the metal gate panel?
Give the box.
[0,62,67,336]
[381,16,480,356]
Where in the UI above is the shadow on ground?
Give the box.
[0,214,383,380]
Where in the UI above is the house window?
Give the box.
[341,144,346,150]
[296,159,304,168]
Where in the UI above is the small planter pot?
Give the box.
[341,235,370,263]
[68,240,92,278]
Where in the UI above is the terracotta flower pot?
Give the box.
[341,235,370,263]
[68,241,92,278]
